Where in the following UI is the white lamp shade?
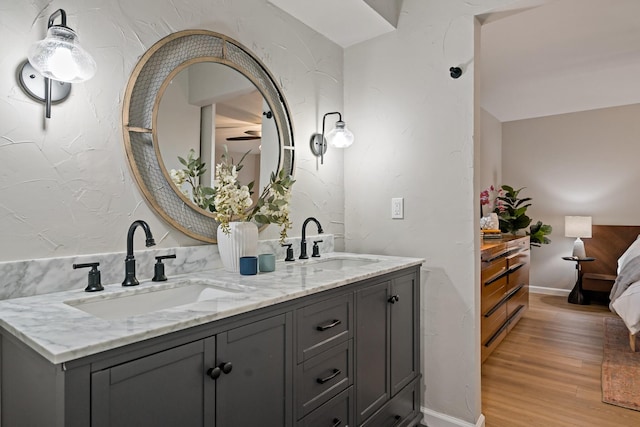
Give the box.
[564,216,592,238]
[326,120,354,148]
[27,26,96,83]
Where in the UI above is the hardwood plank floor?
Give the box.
[482,293,640,427]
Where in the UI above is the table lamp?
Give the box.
[565,216,592,259]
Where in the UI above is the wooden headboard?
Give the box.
[581,225,640,293]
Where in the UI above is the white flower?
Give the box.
[170,169,187,186]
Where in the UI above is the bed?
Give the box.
[609,235,640,351]
[589,225,640,351]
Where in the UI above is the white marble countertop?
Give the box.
[0,252,423,364]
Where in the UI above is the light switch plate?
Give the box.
[391,198,404,219]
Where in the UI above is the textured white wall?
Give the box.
[344,0,519,424]
[479,108,502,195]
[503,103,640,292]
[0,0,344,262]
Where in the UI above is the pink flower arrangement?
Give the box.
[480,185,505,214]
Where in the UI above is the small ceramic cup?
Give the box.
[258,253,276,273]
[239,256,258,275]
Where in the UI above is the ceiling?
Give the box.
[267,0,400,47]
[481,0,640,122]
[270,0,640,123]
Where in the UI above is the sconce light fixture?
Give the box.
[18,9,96,119]
[565,215,592,259]
[310,111,355,164]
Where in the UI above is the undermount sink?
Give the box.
[65,279,248,321]
[304,257,379,270]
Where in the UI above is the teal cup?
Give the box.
[239,256,258,275]
[258,253,276,272]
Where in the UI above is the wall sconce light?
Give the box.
[310,111,355,164]
[18,9,96,119]
[565,216,592,259]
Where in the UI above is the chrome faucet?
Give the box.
[122,220,156,286]
[300,217,323,259]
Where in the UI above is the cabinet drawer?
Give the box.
[481,274,507,315]
[507,285,528,319]
[507,250,530,293]
[481,303,506,343]
[482,325,507,363]
[298,387,353,427]
[481,257,507,295]
[297,340,353,419]
[361,378,420,427]
[297,293,353,362]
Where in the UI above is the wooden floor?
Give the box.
[482,293,640,427]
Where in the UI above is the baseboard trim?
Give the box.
[421,408,485,427]
[529,285,570,296]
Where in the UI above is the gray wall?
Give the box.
[503,103,640,292]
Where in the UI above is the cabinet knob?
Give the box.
[206,366,221,380]
[331,418,342,427]
[388,295,400,304]
[220,361,233,374]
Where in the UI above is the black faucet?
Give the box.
[300,217,323,259]
[122,220,156,286]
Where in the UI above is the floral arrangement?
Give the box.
[480,184,552,246]
[170,147,295,243]
[480,185,505,217]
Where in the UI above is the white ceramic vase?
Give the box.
[217,222,259,272]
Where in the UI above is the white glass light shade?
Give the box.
[564,216,592,238]
[326,121,354,148]
[27,26,96,83]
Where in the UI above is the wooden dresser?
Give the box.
[480,235,530,362]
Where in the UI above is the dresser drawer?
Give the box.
[507,250,530,293]
[298,387,353,427]
[481,302,506,343]
[297,293,353,362]
[297,340,353,419]
[481,274,507,315]
[482,325,507,363]
[481,257,507,295]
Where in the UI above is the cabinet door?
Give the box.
[390,273,418,396]
[356,280,390,424]
[216,313,293,427]
[92,339,214,427]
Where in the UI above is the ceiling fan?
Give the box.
[226,130,261,141]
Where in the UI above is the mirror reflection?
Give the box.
[156,62,279,211]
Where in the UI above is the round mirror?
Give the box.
[122,30,295,243]
[156,62,280,213]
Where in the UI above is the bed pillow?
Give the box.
[617,234,640,274]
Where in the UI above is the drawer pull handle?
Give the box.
[317,368,341,384]
[388,295,400,304]
[317,319,342,331]
[331,418,342,427]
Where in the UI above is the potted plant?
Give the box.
[485,184,552,246]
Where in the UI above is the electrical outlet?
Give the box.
[391,198,404,219]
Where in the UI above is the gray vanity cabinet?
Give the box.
[0,265,421,427]
[90,313,291,427]
[355,272,419,425]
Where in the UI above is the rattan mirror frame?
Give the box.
[122,30,295,243]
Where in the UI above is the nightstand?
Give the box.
[562,256,596,305]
